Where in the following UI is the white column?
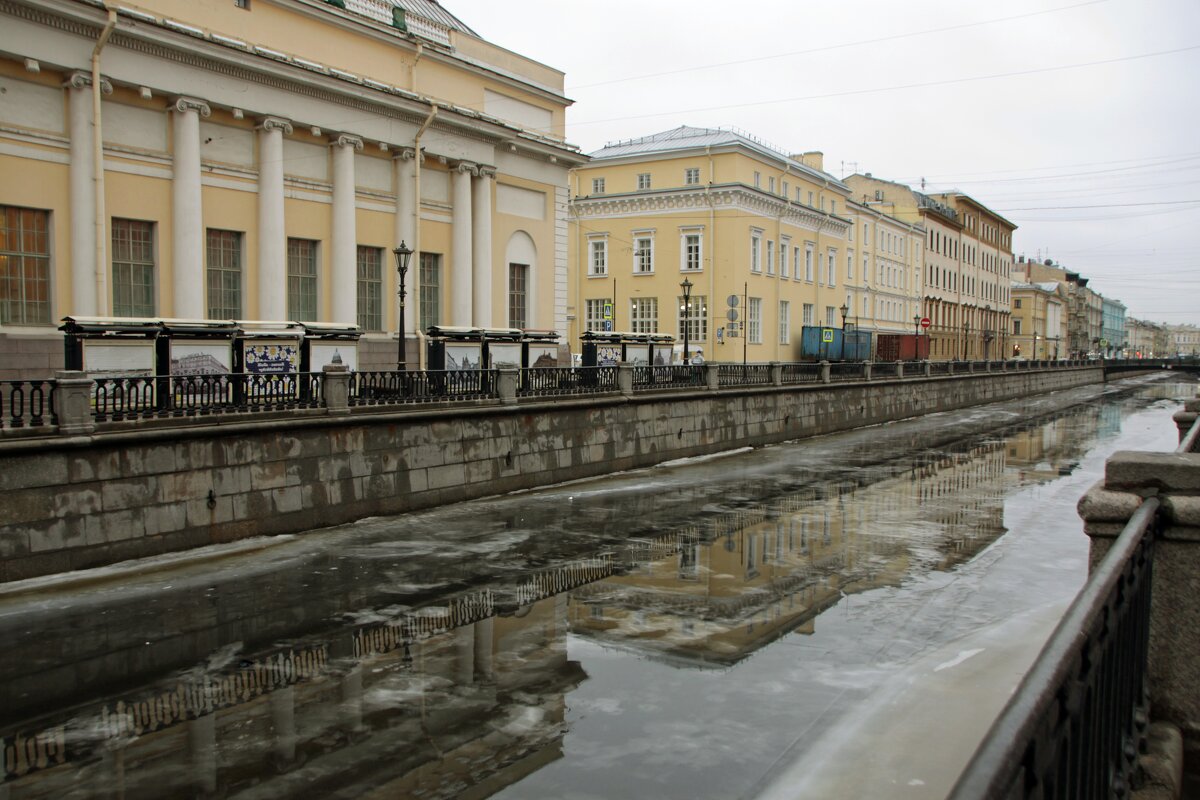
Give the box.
[393,149,418,334]
[172,97,210,319]
[64,72,108,317]
[472,167,494,327]
[331,134,363,325]
[256,117,291,320]
[451,161,475,326]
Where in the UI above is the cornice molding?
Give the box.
[572,187,851,236]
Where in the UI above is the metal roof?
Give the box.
[589,126,846,189]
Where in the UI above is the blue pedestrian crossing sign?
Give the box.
[603,302,613,320]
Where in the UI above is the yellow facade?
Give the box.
[0,0,584,375]
[569,128,852,361]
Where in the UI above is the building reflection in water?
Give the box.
[0,396,1142,798]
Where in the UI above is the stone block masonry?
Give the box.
[0,368,1102,583]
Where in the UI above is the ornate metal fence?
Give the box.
[949,497,1159,799]
[350,369,496,405]
[717,364,771,386]
[92,373,323,422]
[0,379,56,429]
[519,367,619,396]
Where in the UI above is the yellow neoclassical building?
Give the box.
[0,0,585,376]
[846,175,1016,361]
[568,126,854,362]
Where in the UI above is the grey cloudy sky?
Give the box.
[449,0,1200,326]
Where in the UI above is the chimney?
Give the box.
[799,151,824,172]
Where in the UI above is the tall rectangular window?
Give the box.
[206,229,242,319]
[750,232,762,273]
[356,245,383,331]
[825,305,837,326]
[591,177,605,194]
[111,218,155,318]
[508,263,528,329]
[766,240,775,275]
[828,251,837,287]
[630,297,658,333]
[633,234,654,274]
[0,206,50,325]
[419,252,440,331]
[588,238,607,277]
[678,294,707,342]
[779,300,790,344]
[802,303,814,326]
[804,245,814,282]
[637,173,651,190]
[684,167,700,185]
[748,297,762,344]
[287,237,318,321]
[681,231,702,271]
[780,238,791,278]
[585,297,611,332]
[847,249,854,280]
[793,246,801,281]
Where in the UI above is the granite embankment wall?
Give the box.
[0,367,1103,583]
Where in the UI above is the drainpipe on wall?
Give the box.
[411,103,437,370]
[706,145,715,354]
[92,7,117,315]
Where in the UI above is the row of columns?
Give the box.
[64,75,498,328]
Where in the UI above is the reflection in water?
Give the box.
[0,378,1192,798]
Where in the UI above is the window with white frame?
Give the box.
[804,244,814,282]
[633,232,654,274]
[588,236,608,277]
[847,249,854,280]
[780,237,791,278]
[779,300,790,344]
[630,297,658,333]
[592,177,605,194]
[766,240,775,275]
[206,229,243,320]
[678,293,707,342]
[287,237,319,322]
[802,303,814,326]
[792,245,800,281]
[356,245,383,331]
[769,176,776,193]
[585,297,611,332]
[782,180,789,198]
[828,250,837,286]
[684,167,700,186]
[825,305,836,326]
[754,172,761,188]
[680,228,702,271]
[748,297,762,343]
[750,230,763,273]
[637,173,651,190]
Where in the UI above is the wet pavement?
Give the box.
[0,375,1193,799]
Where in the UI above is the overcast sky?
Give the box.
[449,0,1200,327]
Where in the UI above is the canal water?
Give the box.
[0,375,1193,799]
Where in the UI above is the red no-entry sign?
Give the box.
[920,317,931,329]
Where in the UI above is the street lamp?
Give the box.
[839,302,849,361]
[963,321,970,362]
[983,305,992,361]
[913,314,922,361]
[392,241,413,371]
[680,277,693,365]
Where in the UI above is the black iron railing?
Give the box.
[1,379,56,429]
[780,363,822,384]
[519,366,619,396]
[92,373,323,422]
[949,497,1159,799]
[828,362,865,382]
[350,369,496,405]
[717,364,771,386]
[631,365,707,389]
[872,361,900,379]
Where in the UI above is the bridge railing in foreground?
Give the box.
[949,498,1158,799]
[954,402,1200,798]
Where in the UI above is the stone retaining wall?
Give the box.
[0,367,1102,583]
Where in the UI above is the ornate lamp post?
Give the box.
[963,321,971,362]
[392,241,413,371]
[839,302,849,361]
[680,277,693,365]
[913,314,922,361]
